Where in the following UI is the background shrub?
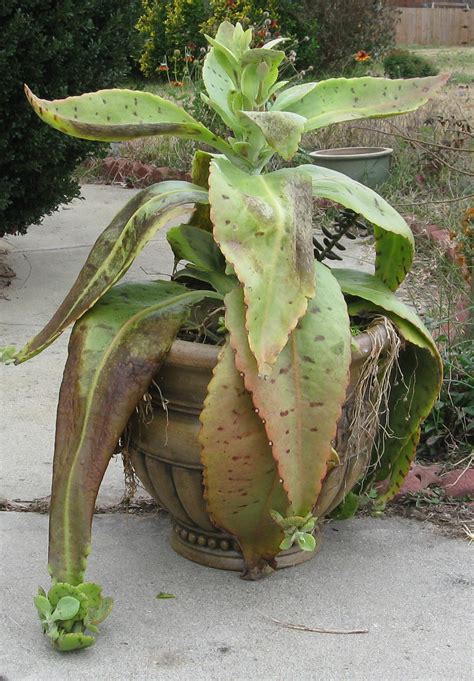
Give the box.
[137,0,319,76]
[383,49,439,79]
[0,0,141,237]
[306,0,398,74]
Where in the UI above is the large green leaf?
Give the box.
[199,341,287,579]
[11,183,208,363]
[24,86,232,155]
[225,264,351,516]
[209,158,315,376]
[298,165,414,290]
[333,269,442,502]
[272,74,449,131]
[49,281,220,584]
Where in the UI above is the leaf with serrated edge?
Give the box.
[225,264,351,516]
[334,270,442,502]
[199,341,287,578]
[12,183,207,363]
[299,165,414,290]
[24,86,231,155]
[209,158,314,375]
[48,281,220,584]
[272,74,449,131]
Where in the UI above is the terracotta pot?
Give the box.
[128,323,389,571]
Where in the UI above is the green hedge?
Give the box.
[0,0,141,236]
[384,49,439,79]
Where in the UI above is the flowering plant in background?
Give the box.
[354,50,371,63]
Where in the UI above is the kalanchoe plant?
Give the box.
[2,22,446,651]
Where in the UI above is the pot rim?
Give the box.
[309,146,393,160]
[166,321,390,369]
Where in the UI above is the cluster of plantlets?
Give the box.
[34,583,112,652]
[1,21,447,651]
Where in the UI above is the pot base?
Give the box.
[169,520,320,571]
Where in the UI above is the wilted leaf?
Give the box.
[48,281,219,584]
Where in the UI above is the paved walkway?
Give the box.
[1,514,472,681]
[0,186,471,680]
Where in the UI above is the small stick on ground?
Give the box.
[262,613,369,635]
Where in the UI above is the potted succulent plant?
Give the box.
[1,22,446,652]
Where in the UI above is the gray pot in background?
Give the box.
[309,147,393,189]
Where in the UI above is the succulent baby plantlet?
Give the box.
[2,21,447,651]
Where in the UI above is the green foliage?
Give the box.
[419,338,473,461]
[202,0,280,39]
[0,0,141,236]
[306,0,398,74]
[330,492,360,520]
[34,582,112,651]
[384,49,439,80]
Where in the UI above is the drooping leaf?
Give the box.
[48,281,220,584]
[272,74,449,131]
[239,111,307,159]
[333,270,437,354]
[24,86,232,155]
[11,182,207,363]
[167,224,225,273]
[225,263,351,516]
[199,341,288,579]
[209,158,315,375]
[333,269,442,503]
[298,165,414,290]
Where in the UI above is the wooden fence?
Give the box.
[395,7,473,45]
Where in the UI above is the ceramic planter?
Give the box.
[128,323,389,571]
[309,147,393,189]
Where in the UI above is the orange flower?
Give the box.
[158,64,169,71]
[184,56,194,63]
[354,50,370,62]
[170,80,184,87]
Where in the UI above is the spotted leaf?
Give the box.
[199,341,287,579]
[11,183,207,363]
[209,158,315,376]
[225,263,351,516]
[272,74,449,131]
[24,86,232,155]
[48,281,220,584]
[298,164,414,290]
